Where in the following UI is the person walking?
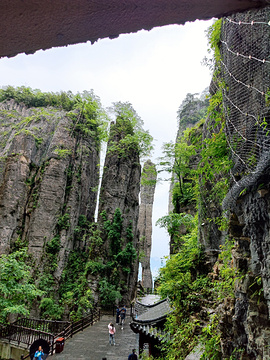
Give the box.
[116,306,120,325]
[108,322,116,345]
[128,349,138,360]
[120,305,127,329]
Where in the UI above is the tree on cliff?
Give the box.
[0,250,43,323]
[108,101,153,158]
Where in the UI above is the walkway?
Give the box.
[48,311,138,360]
[48,296,160,360]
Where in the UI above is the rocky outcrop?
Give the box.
[137,160,157,290]
[168,93,209,255]
[220,189,270,359]
[0,100,99,279]
[198,111,228,267]
[98,119,141,302]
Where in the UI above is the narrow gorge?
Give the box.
[1,4,270,360]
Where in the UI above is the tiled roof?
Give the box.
[133,298,172,324]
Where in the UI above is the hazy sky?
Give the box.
[0,19,213,277]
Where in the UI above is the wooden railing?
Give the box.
[0,307,100,360]
[14,318,70,335]
[0,324,55,358]
[53,307,101,345]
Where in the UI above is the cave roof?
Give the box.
[1,0,269,58]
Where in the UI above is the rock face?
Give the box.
[0,99,99,279]
[98,119,141,303]
[169,7,270,358]
[224,192,270,359]
[218,8,270,358]
[198,109,227,267]
[1,0,268,58]
[137,160,157,290]
[168,93,209,255]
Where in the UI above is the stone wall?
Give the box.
[0,340,28,360]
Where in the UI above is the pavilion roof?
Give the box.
[133,298,172,325]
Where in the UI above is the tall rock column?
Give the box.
[138,160,157,290]
[0,99,100,276]
[98,118,141,303]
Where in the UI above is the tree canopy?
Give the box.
[0,250,43,323]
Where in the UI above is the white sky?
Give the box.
[0,19,213,276]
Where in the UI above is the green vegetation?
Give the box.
[177,91,209,129]
[141,161,157,187]
[53,146,72,158]
[0,18,239,358]
[56,208,137,317]
[108,101,153,158]
[0,86,109,149]
[151,19,240,360]
[0,86,151,323]
[0,86,94,112]
[98,209,137,305]
[59,249,93,321]
[0,249,43,323]
[159,135,197,211]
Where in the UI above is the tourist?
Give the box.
[128,348,138,360]
[120,305,127,329]
[34,346,44,360]
[116,305,120,325]
[108,322,116,345]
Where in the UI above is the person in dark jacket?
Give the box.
[116,306,120,324]
[120,305,126,329]
[128,349,138,360]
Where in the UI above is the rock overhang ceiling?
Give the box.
[1,0,269,58]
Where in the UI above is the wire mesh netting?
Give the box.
[220,7,270,209]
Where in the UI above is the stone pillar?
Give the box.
[98,119,141,303]
[138,160,157,290]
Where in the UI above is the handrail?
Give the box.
[13,307,101,359]
[14,317,70,334]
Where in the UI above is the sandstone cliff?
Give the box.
[165,7,270,358]
[218,7,270,358]
[98,118,141,303]
[0,97,100,279]
[0,92,152,317]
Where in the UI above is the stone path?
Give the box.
[48,295,160,360]
[48,311,139,360]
